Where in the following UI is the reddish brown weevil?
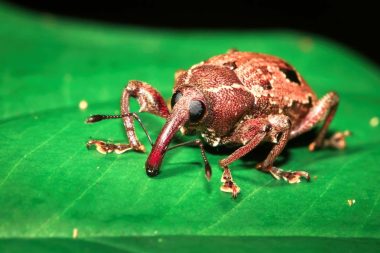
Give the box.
[86,50,350,198]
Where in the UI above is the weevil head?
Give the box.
[145,63,255,176]
[175,64,256,135]
[145,88,207,177]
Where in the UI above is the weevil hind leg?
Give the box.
[290,92,349,151]
[88,80,170,155]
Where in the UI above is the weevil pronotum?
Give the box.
[86,49,350,198]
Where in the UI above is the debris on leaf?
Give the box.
[370,117,379,127]
[347,199,356,206]
[72,228,78,239]
[79,100,88,110]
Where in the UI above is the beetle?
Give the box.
[86,49,349,198]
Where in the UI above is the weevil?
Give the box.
[86,50,349,198]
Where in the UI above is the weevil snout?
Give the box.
[145,89,206,176]
[146,164,160,177]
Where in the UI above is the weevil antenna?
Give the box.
[85,114,126,123]
[85,113,153,146]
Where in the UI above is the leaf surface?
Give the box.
[0,3,379,252]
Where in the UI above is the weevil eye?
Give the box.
[171,91,183,109]
[189,100,206,122]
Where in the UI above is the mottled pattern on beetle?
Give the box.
[206,52,317,107]
[201,128,221,147]
[176,64,255,138]
[174,52,318,146]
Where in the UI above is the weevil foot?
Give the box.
[267,166,310,184]
[309,130,351,151]
[220,168,241,198]
[86,140,144,154]
[220,181,241,198]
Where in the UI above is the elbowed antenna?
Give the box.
[86,113,153,146]
[86,114,131,123]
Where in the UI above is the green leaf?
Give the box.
[0,3,379,252]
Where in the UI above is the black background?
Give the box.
[5,0,379,65]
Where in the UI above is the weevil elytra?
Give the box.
[86,50,349,198]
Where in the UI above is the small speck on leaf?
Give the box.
[369,117,379,127]
[347,199,356,207]
[79,100,88,110]
[72,228,78,239]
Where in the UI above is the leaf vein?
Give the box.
[0,121,73,188]
[200,179,273,234]
[34,156,119,235]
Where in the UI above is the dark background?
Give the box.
[5,0,379,65]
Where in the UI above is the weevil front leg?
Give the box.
[290,92,350,151]
[220,168,241,198]
[87,80,170,154]
[86,140,132,154]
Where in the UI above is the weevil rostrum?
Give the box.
[86,50,350,198]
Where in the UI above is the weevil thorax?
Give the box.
[174,63,256,146]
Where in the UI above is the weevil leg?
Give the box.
[290,92,349,151]
[220,168,241,198]
[219,118,269,198]
[88,80,170,154]
[121,80,170,151]
[264,166,310,184]
[255,115,310,183]
[221,116,310,197]
[86,140,132,154]
[87,113,154,154]
[167,139,212,180]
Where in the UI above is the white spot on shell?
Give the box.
[269,99,277,105]
[205,85,234,93]
[211,137,221,147]
[184,68,193,85]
